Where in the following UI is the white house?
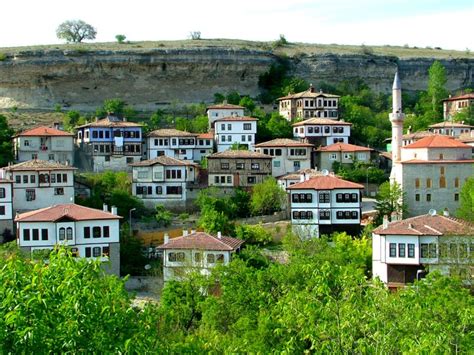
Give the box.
[315,142,373,172]
[157,230,244,281]
[292,118,351,147]
[130,156,199,208]
[277,169,321,190]
[372,213,474,289]
[1,160,76,212]
[206,102,245,129]
[214,116,258,152]
[0,178,13,241]
[255,138,314,177]
[147,129,198,161]
[428,121,473,138]
[286,174,364,239]
[15,204,122,275]
[13,126,75,165]
[194,132,214,162]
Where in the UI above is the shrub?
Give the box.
[115,34,126,44]
[156,205,173,227]
[0,53,6,61]
[235,223,273,246]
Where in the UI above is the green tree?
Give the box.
[457,177,474,222]
[427,60,448,115]
[235,223,272,245]
[0,114,14,167]
[198,207,234,235]
[239,96,256,114]
[266,112,293,139]
[374,181,407,225]
[103,98,126,117]
[155,205,173,227]
[250,177,286,215]
[115,34,126,43]
[226,91,241,105]
[56,20,97,43]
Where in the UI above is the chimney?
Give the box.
[309,83,315,93]
[183,229,189,237]
[103,203,108,212]
[300,174,305,182]
[305,173,310,181]
[111,206,117,215]
[382,215,389,229]
[217,231,222,239]
[164,233,169,244]
[407,126,412,135]
[123,117,127,122]
[443,208,449,217]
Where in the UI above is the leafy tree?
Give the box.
[198,207,234,235]
[56,20,97,43]
[119,223,148,276]
[226,91,241,105]
[229,142,248,150]
[235,223,272,245]
[250,177,286,215]
[115,34,126,43]
[0,114,14,167]
[239,96,256,114]
[457,177,474,222]
[452,105,474,126]
[103,98,126,116]
[374,181,407,225]
[155,205,173,227]
[63,110,86,131]
[266,112,293,139]
[427,60,448,114]
[213,93,225,104]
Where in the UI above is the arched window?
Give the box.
[415,178,420,188]
[426,178,432,188]
[454,177,460,188]
[59,227,65,241]
[66,227,73,240]
[439,176,446,188]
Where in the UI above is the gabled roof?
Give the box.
[403,135,471,149]
[277,168,321,181]
[148,129,197,138]
[197,132,214,139]
[3,160,76,171]
[402,131,435,140]
[317,143,373,152]
[373,214,474,236]
[442,93,474,102]
[214,116,258,122]
[208,150,272,159]
[129,155,198,167]
[76,116,142,129]
[292,118,352,127]
[255,138,314,148]
[206,103,244,110]
[157,232,244,251]
[286,175,364,190]
[15,126,74,137]
[277,87,340,100]
[429,121,473,129]
[15,204,122,222]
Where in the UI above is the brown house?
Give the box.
[207,150,272,189]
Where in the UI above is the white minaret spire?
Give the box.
[389,71,405,183]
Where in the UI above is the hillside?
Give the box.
[0,39,473,112]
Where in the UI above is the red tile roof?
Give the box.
[293,118,351,127]
[255,138,314,148]
[3,160,76,171]
[197,132,214,139]
[317,143,372,152]
[402,131,435,140]
[129,155,198,167]
[157,232,244,251]
[403,135,471,149]
[208,150,272,159]
[15,126,74,137]
[277,87,340,100]
[442,93,474,102]
[148,129,197,137]
[286,175,364,190]
[206,103,244,110]
[76,116,142,128]
[277,169,322,180]
[373,214,474,236]
[429,121,473,129]
[15,204,122,222]
[214,116,258,122]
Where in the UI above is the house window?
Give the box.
[439,176,446,188]
[426,178,432,188]
[247,176,256,184]
[216,254,225,263]
[236,162,245,170]
[415,178,420,188]
[207,254,215,263]
[221,135,226,142]
[319,210,330,220]
[454,177,459,188]
[0,188,5,198]
[66,227,73,240]
[54,188,64,195]
[426,194,431,202]
[398,243,406,257]
[221,124,225,131]
[23,175,29,184]
[357,153,366,160]
[228,135,232,142]
[243,123,251,130]
[32,229,39,241]
[415,194,420,202]
[408,243,415,258]
[421,243,437,258]
[58,227,65,241]
[103,226,110,238]
[251,163,260,170]
[48,154,55,160]
[440,167,445,174]
[329,153,337,160]
[15,176,21,184]
[214,176,219,184]
[389,243,396,257]
[168,252,185,262]
[166,186,183,195]
[85,247,91,257]
[319,192,330,203]
[63,174,68,183]
[343,153,352,160]
[247,135,252,142]
[227,124,231,130]
[84,227,90,239]
[93,226,101,238]
[26,189,36,201]
[93,247,101,257]
[156,186,162,195]
[242,135,246,142]
[273,160,281,168]
[454,193,459,201]
[41,229,48,241]
[194,252,202,263]
[0,206,5,215]
[24,140,30,146]
[221,163,229,170]
[23,229,30,241]
[275,149,282,156]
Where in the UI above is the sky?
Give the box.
[1,0,473,50]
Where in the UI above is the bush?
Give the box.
[250,177,286,216]
[235,223,273,246]
[189,31,201,40]
[155,205,173,227]
[115,34,126,44]
[0,53,7,61]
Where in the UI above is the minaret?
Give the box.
[389,71,405,183]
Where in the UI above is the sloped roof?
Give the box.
[277,87,340,100]
[277,168,322,181]
[15,126,74,137]
[429,121,473,129]
[197,132,214,139]
[286,175,364,190]
[373,214,474,236]
[129,155,198,167]
[442,93,474,102]
[214,116,258,122]
[15,204,122,222]
[293,118,352,127]
[255,138,314,148]
[3,160,76,171]
[402,131,435,140]
[317,142,373,152]
[148,129,197,137]
[157,232,244,251]
[403,135,471,149]
[206,103,244,110]
[208,150,272,159]
[76,116,142,129]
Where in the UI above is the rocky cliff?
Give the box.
[0,45,472,111]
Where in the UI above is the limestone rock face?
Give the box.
[0,48,472,110]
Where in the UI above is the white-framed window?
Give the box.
[343,153,353,160]
[0,188,5,199]
[329,153,337,160]
[357,153,366,160]
[243,123,251,130]
[138,170,148,179]
[273,160,281,168]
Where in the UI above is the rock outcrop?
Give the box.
[0,47,472,110]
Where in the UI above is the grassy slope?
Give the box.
[0,38,472,59]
